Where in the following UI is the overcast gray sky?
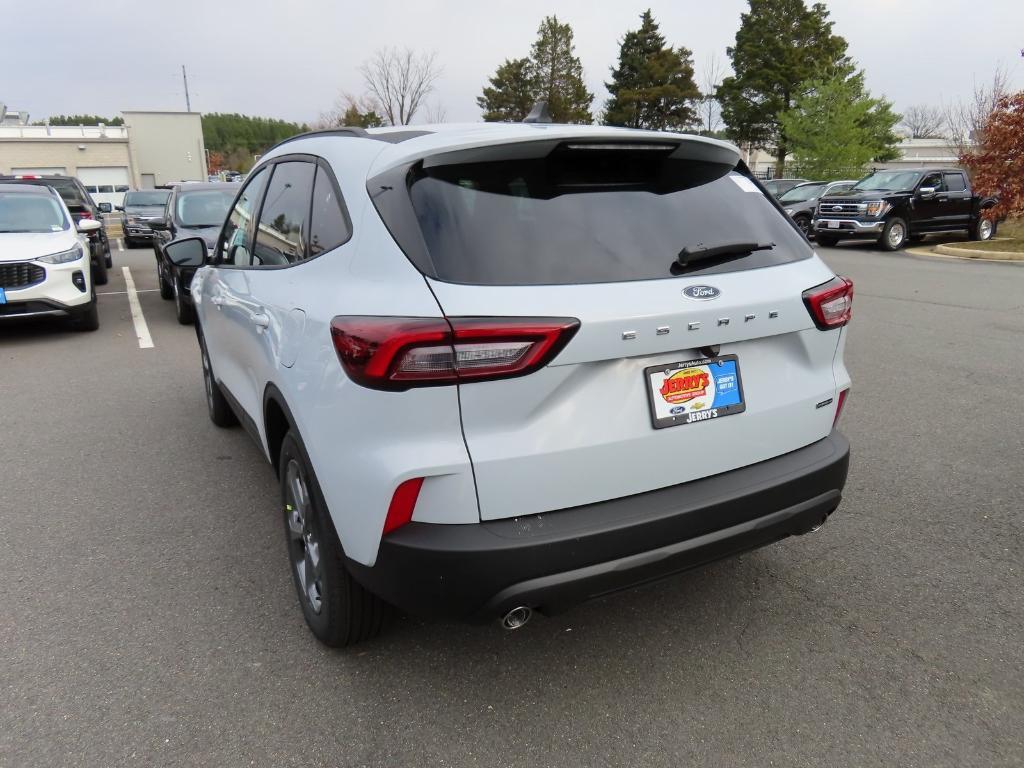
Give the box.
[4,0,1022,126]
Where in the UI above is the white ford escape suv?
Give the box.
[164,120,852,646]
[0,183,102,331]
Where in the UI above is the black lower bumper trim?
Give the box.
[347,431,850,620]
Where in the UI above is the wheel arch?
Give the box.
[263,383,297,477]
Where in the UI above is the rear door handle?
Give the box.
[211,296,225,308]
[252,312,271,330]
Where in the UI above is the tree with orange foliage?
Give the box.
[961,92,1024,221]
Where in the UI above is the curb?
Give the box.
[903,245,1024,264]
[933,243,1024,261]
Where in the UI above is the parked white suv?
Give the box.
[0,183,101,330]
[165,121,853,646]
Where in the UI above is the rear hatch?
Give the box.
[373,138,846,520]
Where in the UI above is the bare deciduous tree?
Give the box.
[698,53,726,135]
[423,100,448,124]
[944,67,1009,157]
[360,47,441,126]
[900,104,945,138]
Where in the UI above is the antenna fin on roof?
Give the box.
[523,101,552,124]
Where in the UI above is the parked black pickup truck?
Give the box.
[812,168,998,251]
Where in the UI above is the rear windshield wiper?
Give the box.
[675,241,774,272]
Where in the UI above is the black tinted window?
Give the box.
[220,169,267,266]
[309,166,350,257]
[388,148,811,286]
[254,162,315,265]
[944,173,966,192]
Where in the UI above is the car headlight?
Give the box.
[36,244,84,264]
[784,208,795,215]
[127,216,140,225]
[865,201,890,217]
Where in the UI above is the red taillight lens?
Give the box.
[803,276,853,330]
[330,316,580,390]
[383,477,424,535]
[834,388,849,426]
[79,211,93,220]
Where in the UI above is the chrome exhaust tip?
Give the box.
[807,516,828,533]
[500,606,532,631]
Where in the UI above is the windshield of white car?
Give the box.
[852,171,921,192]
[0,192,69,233]
[779,183,827,203]
[125,191,170,206]
[176,190,234,227]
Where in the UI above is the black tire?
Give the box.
[174,277,195,325]
[880,217,908,251]
[199,332,238,427]
[69,292,99,332]
[970,217,995,241]
[279,431,386,647]
[158,264,174,300]
[793,214,812,239]
[91,245,109,286]
[124,237,136,249]
[816,234,839,248]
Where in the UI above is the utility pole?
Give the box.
[182,65,191,112]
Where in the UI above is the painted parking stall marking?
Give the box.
[121,266,154,349]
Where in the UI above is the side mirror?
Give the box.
[115,205,124,212]
[77,219,102,233]
[918,186,936,198]
[164,237,207,267]
[149,218,169,231]
[97,202,113,213]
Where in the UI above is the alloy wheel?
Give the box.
[979,220,993,240]
[284,459,323,614]
[888,222,905,248]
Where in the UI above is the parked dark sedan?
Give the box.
[762,178,808,198]
[152,182,240,324]
[118,189,171,247]
[779,180,857,238]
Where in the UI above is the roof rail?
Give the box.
[264,126,433,155]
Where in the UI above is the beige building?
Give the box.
[0,110,207,206]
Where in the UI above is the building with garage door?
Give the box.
[0,110,207,207]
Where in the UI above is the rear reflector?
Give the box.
[803,276,853,329]
[330,316,580,390]
[834,388,849,426]
[383,477,424,535]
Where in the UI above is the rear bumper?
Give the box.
[348,431,850,620]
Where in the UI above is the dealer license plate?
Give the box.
[0,287,6,304]
[827,220,840,229]
[644,355,745,429]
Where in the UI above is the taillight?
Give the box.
[79,211,93,220]
[330,316,580,390]
[834,388,849,426]
[803,276,853,330]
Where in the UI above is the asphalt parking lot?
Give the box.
[2,242,1022,768]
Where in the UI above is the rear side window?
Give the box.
[377,144,811,286]
[944,172,966,192]
[253,161,315,265]
[309,165,351,257]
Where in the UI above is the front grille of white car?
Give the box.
[0,262,46,289]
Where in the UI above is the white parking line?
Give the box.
[116,238,124,251]
[122,266,154,349]
[97,289,159,295]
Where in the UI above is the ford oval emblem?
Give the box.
[682,285,721,301]
[832,205,843,211]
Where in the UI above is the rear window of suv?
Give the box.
[374,142,811,286]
